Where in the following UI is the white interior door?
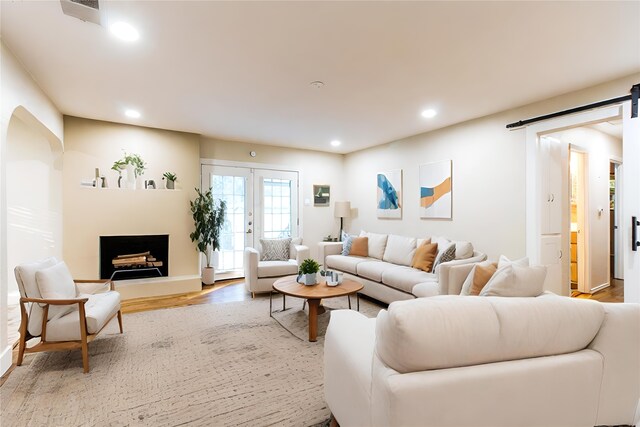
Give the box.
[202,165,253,272]
[622,101,639,303]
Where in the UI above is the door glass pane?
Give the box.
[263,178,292,239]
[210,173,246,271]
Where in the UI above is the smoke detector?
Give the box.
[310,81,325,89]
[60,0,103,26]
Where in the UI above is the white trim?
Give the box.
[590,282,610,294]
[200,158,301,174]
[525,105,622,266]
[1,344,12,376]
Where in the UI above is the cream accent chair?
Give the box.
[325,294,640,426]
[15,258,123,373]
[244,239,310,296]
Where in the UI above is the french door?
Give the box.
[201,164,299,274]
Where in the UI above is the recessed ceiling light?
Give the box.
[310,81,325,89]
[110,21,140,42]
[421,109,437,119]
[125,109,141,119]
[330,140,341,147]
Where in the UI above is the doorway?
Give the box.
[569,149,588,294]
[201,163,299,277]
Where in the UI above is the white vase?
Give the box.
[202,267,215,285]
[303,273,317,286]
[125,164,136,189]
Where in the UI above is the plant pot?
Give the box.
[202,267,215,285]
[302,273,317,286]
[166,179,175,190]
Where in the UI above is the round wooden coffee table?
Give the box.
[271,276,364,342]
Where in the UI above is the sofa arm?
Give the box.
[244,247,259,292]
[294,245,310,265]
[318,242,343,267]
[325,310,377,427]
[436,263,476,295]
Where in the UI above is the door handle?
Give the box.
[246,229,252,234]
[633,216,639,252]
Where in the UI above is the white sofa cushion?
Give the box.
[382,266,437,293]
[35,261,78,320]
[480,264,546,297]
[360,231,388,259]
[14,257,58,336]
[498,255,529,268]
[326,254,370,274]
[382,234,417,266]
[356,260,399,282]
[376,294,605,373]
[454,241,474,260]
[46,291,121,342]
[257,260,298,278]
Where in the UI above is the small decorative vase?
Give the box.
[303,273,317,286]
[202,267,215,285]
[125,164,136,189]
[166,179,175,189]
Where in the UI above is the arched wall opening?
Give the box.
[4,106,63,343]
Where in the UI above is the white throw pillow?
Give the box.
[480,264,546,297]
[460,260,494,296]
[360,231,388,259]
[383,234,417,266]
[454,241,474,260]
[35,261,78,320]
[498,255,529,269]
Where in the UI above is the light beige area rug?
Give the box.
[1,295,383,426]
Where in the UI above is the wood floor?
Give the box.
[571,278,624,303]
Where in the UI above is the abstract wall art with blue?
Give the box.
[419,160,452,219]
[377,169,402,218]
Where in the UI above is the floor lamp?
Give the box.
[334,201,351,241]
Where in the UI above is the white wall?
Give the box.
[6,115,63,301]
[0,40,63,376]
[200,138,346,260]
[343,73,640,263]
[551,126,622,291]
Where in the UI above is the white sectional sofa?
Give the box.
[324,293,640,427]
[318,232,486,303]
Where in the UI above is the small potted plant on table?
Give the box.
[190,188,226,285]
[298,258,320,286]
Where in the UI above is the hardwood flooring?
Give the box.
[571,278,624,303]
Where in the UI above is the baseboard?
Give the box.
[0,344,12,377]
[590,282,610,293]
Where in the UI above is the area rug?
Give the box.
[1,296,383,426]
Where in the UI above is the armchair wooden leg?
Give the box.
[117,310,123,333]
[79,304,90,373]
[17,302,29,366]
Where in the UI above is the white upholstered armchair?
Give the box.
[14,257,123,373]
[244,238,310,296]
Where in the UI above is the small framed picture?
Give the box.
[313,185,330,206]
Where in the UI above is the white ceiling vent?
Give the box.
[60,0,103,26]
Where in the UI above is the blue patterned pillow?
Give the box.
[342,236,354,256]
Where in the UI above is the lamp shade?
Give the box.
[334,201,351,218]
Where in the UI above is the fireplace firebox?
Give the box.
[100,235,169,280]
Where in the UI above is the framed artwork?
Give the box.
[419,160,452,219]
[377,169,402,218]
[313,185,330,206]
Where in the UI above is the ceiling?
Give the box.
[2,1,639,153]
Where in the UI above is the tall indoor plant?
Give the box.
[190,188,226,285]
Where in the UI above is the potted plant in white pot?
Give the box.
[162,172,177,189]
[111,151,146,189]
[189,188,226,285]
[298,258,320,285]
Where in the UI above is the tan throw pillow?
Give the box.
[411,242,438,272]
[469,262,498,295]
[349,237,369,257]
